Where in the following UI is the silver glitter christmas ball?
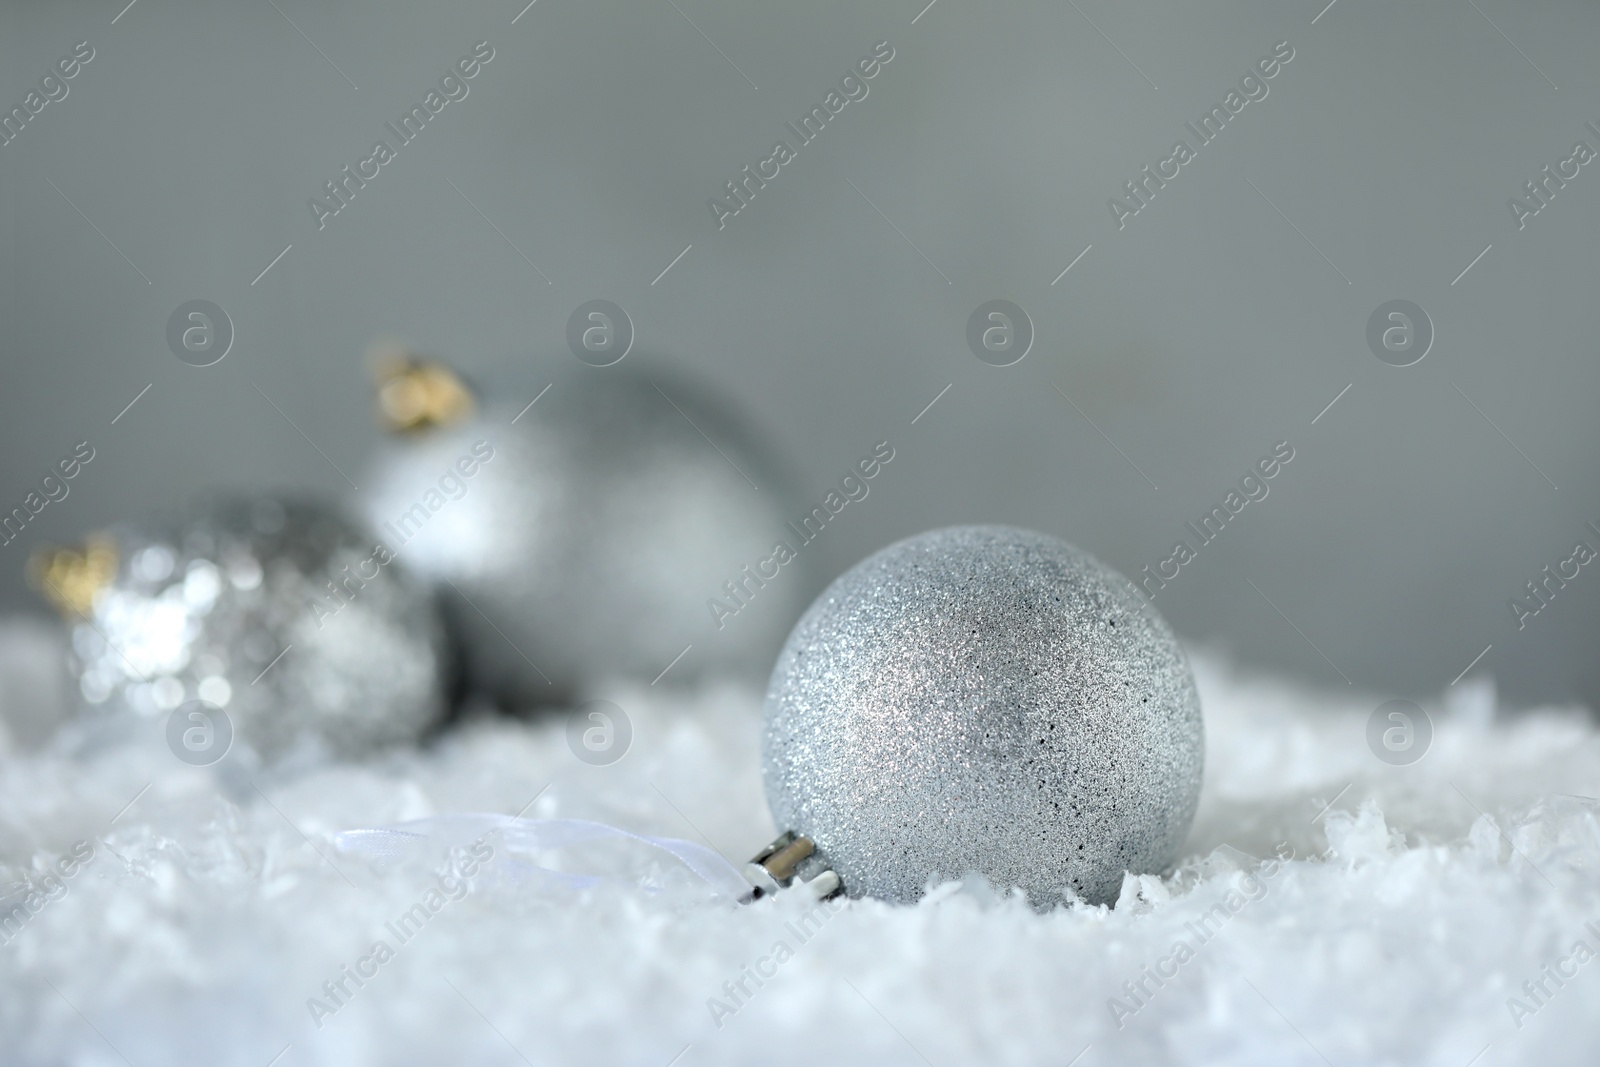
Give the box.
[362,359,813,702]
[761,525,1203,906]
[41,497,449,760]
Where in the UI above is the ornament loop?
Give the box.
[334,814,752,901]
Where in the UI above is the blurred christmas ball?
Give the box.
[31,497,449,760]
[361,351,813,702]
[761,525,1203,906]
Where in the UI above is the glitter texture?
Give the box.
[66,497,448,760]
[762,525,1204,906]
[364,369,813,703]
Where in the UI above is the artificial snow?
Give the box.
[1,625,1598,1066]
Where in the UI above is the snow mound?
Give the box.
[2,629,1597,1066]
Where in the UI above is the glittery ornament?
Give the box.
[362,355,812,702]
[34,497,448,760]
[760,525,1203,906]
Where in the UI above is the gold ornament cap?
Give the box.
[29,536,118,618]
[370,341,476,434]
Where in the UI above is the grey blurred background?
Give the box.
[2,0,1597,707]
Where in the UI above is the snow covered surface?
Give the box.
[2,623,1599,1067]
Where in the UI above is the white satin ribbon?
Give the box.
[333,814,751,900]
